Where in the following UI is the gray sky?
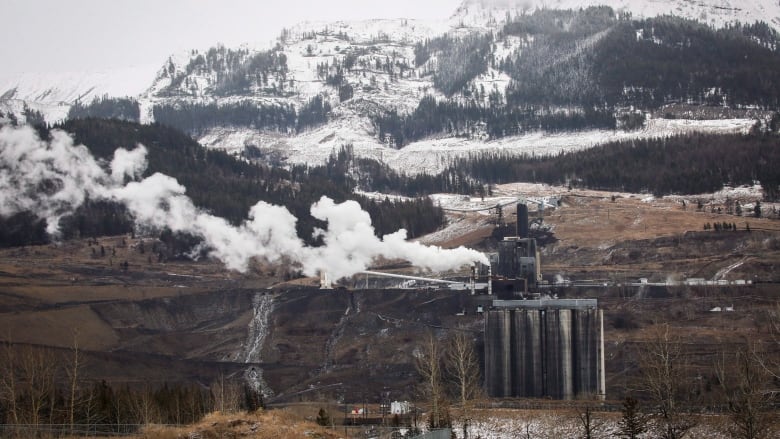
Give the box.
[1,0,463,78]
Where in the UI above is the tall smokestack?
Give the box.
[517,203,529,238]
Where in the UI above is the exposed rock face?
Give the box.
[72,286,480,399]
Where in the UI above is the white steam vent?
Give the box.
[0,124,487,278]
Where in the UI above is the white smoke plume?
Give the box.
[0,125,487,277]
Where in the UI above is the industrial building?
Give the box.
[491,203,542,295]
[484,203,606,400]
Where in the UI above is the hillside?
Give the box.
[2,1,779,178]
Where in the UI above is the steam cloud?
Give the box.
[0,125,487,278]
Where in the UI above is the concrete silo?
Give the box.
[484,299,605,400]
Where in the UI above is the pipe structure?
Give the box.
[360,270,465,286]
[598,310,606,400]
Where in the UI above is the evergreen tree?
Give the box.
[618,397,647,439]
[315,407,331,426]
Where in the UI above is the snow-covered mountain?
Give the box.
[0,65,158,123]
[451,0,780,30]
[2,0,779,173]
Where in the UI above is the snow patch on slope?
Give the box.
[452,0,780,32]
[0,66,157,104]
[199,116,754,175]
[0,65,158,123]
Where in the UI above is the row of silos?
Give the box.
[484,300,605,399]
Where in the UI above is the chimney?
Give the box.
[517,203,529,238]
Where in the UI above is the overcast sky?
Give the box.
[1,0,463,79]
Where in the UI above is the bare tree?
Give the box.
[19,346,58,428]
[211,373,241,413]
[415,331,447,429]
[756,303,780,380]
[716,342,778,439]
[77,384,102,432]
[0,340,20,425]
[636,324,696,439]
[445,330,482,438]
[65,329,83,434]
[130,385,160,425]
[576,402,605,439]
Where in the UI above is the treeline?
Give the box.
[501,8,780,109]
[152,96,330,135]
[294,95,331,132]
[152,101,297,135]
[450,131,780,199]
[0,119,446,248]
[1,107,47,128]
[415,33,494,96]
[0,344,261,433]
[68,96,140,122]
[373,96,616,147]
[160,45,290,97]
[593,18,780,108]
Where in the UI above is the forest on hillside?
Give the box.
[152,96,329,135]
[501,9,780,109]
[450,130,780,199]
[374,8,780,147]
[68,96,141,122]
[158,45,290,97]
[373,96,618,147]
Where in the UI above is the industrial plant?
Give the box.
[352,201,607,400]
[483,203,605,400]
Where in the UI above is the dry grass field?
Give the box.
[133,410,343,439]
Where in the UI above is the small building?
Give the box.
[391,400,411,415]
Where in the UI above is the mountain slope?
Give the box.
[452,0,780,30]
[3,0,779,175]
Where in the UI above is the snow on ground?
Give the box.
[199,116,755,176]
[0,99,70,125]
[0,65,158,104]
[663,183,765,204]
[286,18,449,47]
[493,35,527,62]
[386,117,754,175]
[416,213,494,245]
[354,190,413,202]
[452,0,780,33]
[494,181,773,210]
[430,194,520,212]
[0,65,159,123]
[467,67,512,105]
[461,411,732,439]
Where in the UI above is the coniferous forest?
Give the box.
[151,96,330,136]
[373,8,780,146]
[450,131,780,199]
[502,11,780,109]
[68,96,141,122]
